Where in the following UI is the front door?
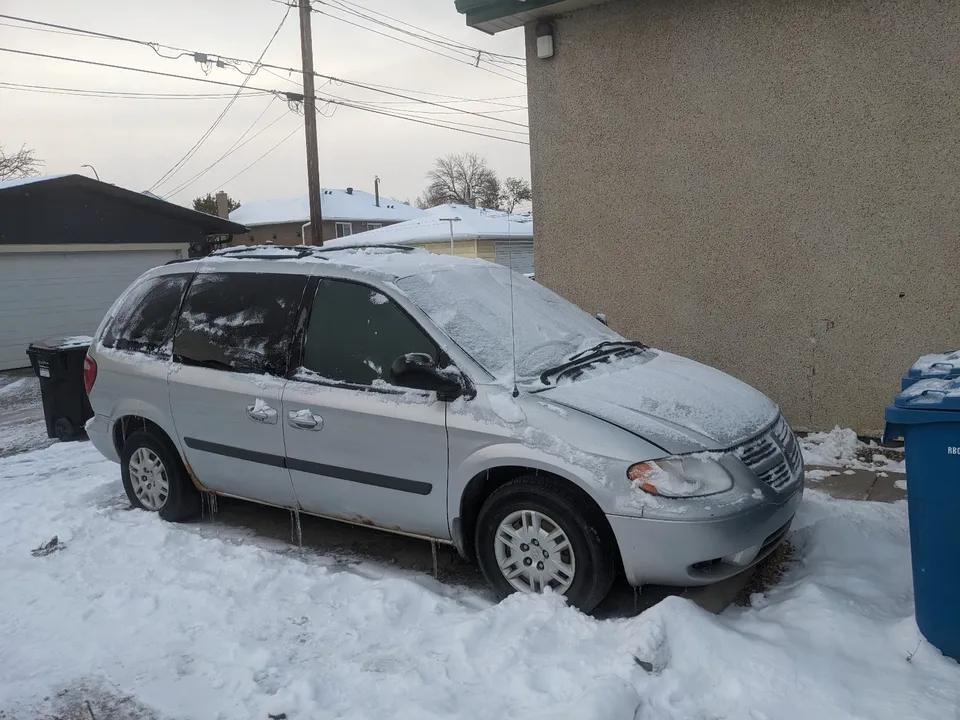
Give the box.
[281,278,449,538]
[168,267,308,507]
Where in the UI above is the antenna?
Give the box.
[508,209,519,398]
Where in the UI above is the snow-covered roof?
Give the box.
[0,174,70,191]
[327,203,533,247]
[228,189,428,226]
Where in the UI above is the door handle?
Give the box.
[287,410,323,431]
[246,403,278,424]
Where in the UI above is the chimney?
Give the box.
[374,175,380,207]
[346,187,353,195]
[468,198,476,209]
[215,191,229,218]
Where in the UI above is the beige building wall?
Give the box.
[407,239,496,260]
[524,0,960,435]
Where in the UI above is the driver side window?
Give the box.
[300,279,438,386]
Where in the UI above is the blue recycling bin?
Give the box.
[885,378,960,661]
[901,350,960,389]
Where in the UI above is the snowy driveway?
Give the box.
[1,442,957,719]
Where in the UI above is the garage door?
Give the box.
[495,239,534,276]
[0,249,181,370]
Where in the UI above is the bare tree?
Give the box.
[417,152,502,210]
[499,177,532,214]
[0,144,43,181]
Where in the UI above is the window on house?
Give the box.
[335,222,353,238]
[366,223,382,231]
[173,272,308,377]
[299,279,438,387]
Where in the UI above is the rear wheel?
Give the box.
[475,475,617,613]
[53,417,75,442]
[120,430,199,522]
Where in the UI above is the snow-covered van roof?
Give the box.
[228,189,429,227]
[202,244,491,280]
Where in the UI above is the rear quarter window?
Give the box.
[101,274,190,356]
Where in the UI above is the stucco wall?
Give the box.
[525,0,960,435]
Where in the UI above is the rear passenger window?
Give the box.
[101,274,189,356]
[300,279,438,386]
[173,272,308,376]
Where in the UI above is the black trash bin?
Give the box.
[25,336,94,441]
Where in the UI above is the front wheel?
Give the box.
[475,476,617,613]
[120,430,199,522]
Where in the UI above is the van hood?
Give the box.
[539,350,779,455]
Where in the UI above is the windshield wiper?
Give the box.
[567,340,648,363]
[539,341,648,386]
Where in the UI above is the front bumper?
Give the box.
[86,413,119,463]
[607,487,802,586]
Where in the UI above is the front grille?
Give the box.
[734,416,802,492]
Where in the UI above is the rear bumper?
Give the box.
[607,488,802,587]
[86,413,119,463]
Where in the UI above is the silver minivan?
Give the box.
[85,244,802,611]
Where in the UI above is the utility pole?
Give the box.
[299,0,323,245]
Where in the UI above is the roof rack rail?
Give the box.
[209,245,325,260]
[312,243,416,253]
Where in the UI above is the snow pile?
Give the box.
[801,426,906,473]
[1,443,957,719]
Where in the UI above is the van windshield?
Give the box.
[396,265,622,381]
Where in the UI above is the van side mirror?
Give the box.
[390,353,465,400]
[596,313,608,326]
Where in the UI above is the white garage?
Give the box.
[0,174,249,370]
[0,245,186,370]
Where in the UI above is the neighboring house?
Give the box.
[0,174,247,370]
[228,187,427,245]
[344,204,535,275]
[455,0,960,436]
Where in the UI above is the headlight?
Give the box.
[627,458,733,498]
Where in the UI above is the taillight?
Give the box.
[83,354,98,395]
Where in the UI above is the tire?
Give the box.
[53,417,74,442]
[475,475,617,613]
[120,430,200,522]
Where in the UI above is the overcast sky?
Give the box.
[1,0,529,207]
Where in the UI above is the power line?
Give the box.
[264,0,526,65]
[327,0,524,61]
[319,101,528,145]
[149,4,293,192]
[0,81,272,100]
[312,8,526,84]
[0,14,191,61]
[0,48,527,145]
[3,13,528,121]
[162,98,288,199]
[202,122,303,197]
[321,93,528,133]
[320,0,525,66]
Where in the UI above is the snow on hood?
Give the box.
[542,351,778,454]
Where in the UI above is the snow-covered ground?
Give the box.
[1,442,956,719]
[0,373,52,458]
[800,426,906,474]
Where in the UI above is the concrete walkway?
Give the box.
[805,466,907,503]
